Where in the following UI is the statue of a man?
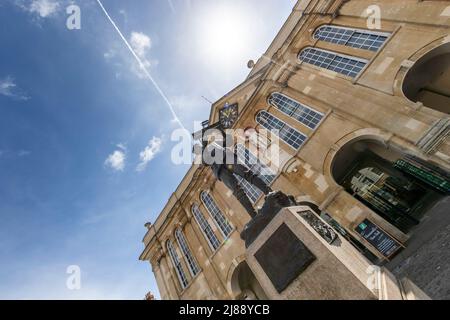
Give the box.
[200,129,272,218]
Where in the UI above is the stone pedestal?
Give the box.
[245,206,419,300]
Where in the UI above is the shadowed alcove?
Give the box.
[402,42,450,114]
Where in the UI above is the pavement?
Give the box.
[386,196,450,300]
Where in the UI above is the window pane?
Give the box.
[175,228,200,277]
[201,192,233,238]
[299,48,367,78]
[256,111,307,149]
[314,25,388,52]
[268,93,324,130]
[234,144,276,203]
[167,240,189,289]
[192,204,221,250]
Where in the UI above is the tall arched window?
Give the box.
[268,92,324,130]
[298,47,367,78]
[256,110,306,150]
[192,204,221,251]
[200,191,233,238]
[314,25,389,52]
[166,239,189,289]
[234,144,276,203]
[175,228,200,277]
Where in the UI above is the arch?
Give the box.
[323,128,391,181]
[401,41,450,114]
[328,130,447,233]
[227,257,268,300]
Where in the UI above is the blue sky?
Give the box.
[0,0,293,299]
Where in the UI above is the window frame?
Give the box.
[313,24,390,52]
[267,92,324,130]
[200,191,233,239]
[298,47,369,78]
[166,239,189,289]
[191,204,221,252]
[174,227,201,277]
[234,144,276,203]
[256,110,307,150]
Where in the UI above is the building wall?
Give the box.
[140,0,450,300]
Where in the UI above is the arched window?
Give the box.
[314,25,389,52]
[175,228,200,277]
[200,191,233,238]
[256,110,306,150]
[166,239,189,289]
[268,92,324,130]
[298,47,367,78]
[234,144,276,203]
[192,204,221,251]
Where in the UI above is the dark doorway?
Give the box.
[332,140,447,233]
[230,261,268,300]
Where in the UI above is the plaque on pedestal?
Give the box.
[254,223,316,293]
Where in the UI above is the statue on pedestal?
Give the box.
[194,124,296,247]
[201,132,273,218]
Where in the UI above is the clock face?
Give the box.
[219,103,239,129]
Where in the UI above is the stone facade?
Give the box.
[140,0,450,300]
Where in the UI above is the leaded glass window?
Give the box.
[256,110,307,149]
[268,92,323,130]
[200,191,233,238]
[234,144,276,203]
[175,228,200,277]
[298,47,368,78]
[166,240,189,289]
[314,25,389,52]
[192,204,221,251]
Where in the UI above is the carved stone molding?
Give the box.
[417,118,450,155]
[151,246,165,266]
[297,210,338,244]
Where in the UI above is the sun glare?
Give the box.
[196,4,252,67]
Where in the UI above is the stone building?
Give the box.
[140,0,450,300]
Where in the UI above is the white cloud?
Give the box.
[15,0,60,18]
[136,137,162,172]
[103,49,116,60]
[103,32,155,79]
[105,149,126,171]
[0,76,29,101]
[130,32,151,58]
[0,78,15,97]
[116,143,127,151]
[129,31,153,78]
[30,0,59,17]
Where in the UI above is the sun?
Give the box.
[195,3,252,67]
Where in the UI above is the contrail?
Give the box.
[96,0,186,131]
